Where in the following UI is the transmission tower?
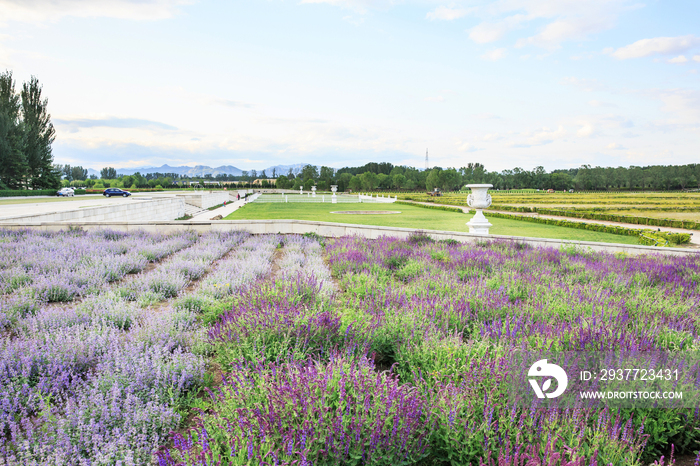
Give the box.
[425,149,429,170]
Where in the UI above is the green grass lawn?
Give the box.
[225,202,640,245]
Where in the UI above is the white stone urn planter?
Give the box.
[465,184,493,234]
[299,186,303,196]
[331,185,338,204]
[311,186,317,198]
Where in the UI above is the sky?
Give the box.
[0,0,698,172]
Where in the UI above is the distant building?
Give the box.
[252,179,277,186]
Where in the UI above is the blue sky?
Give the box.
[1,0,698,172]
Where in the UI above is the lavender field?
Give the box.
[1,229,700,465]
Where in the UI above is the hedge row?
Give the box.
[495,205,700,213]
[487,211,642,236]
[395,200,465,214]
[636,231,691,247]
[639,232,671,247]
[639,230,691,245]
[0,189,89,197]
[84,188,164,193]
[489,205,700,231]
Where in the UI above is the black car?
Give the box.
[103,188,131,197]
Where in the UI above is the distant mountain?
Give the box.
[261,164,306,177]
[114,164,244,177]
[104,163,308,178]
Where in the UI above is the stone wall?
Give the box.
[176,192,229,209]
[0,198,185,224]
[2,219,697,257]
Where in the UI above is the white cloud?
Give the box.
[468,0,638,49]
[469,15,525,44]
[481,48,507,61]
[589,100,617,108]
[427,6,469,21]
[299,0,397,14]
[475,113,501,120]
[0,0,194,23]
[562,77,607,92]
[610,35,700,60]
[0,37,12,68]
[511,125,567,147]
[668,55,688,64]
[482,133,503,141]
[576,122,596,137]
[424,95,445,102]
[693,55,700,62]
[607,142,625,150]
[644,88,700,130]
[458,142,478,152]
[517,15,614,49]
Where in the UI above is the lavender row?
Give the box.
[0,228,199,312]
[277,235,336,296]
[160,234,700,465]
[0,231,278,464]
[115,231,249,306]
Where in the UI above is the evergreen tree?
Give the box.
[0,71,27,189]
[100,167,117,179]
[21,76,59,189]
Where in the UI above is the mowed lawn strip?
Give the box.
[225,202,640,245]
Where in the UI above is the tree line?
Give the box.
[0,71,59,190]
[84,162,700,192]
[273,162,700,192]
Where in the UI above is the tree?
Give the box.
[0,71,27,189]
[425,169,440,191]
[101,167,117,179]
[348,175,361,192]
[276,175,289,189]
[392,174,406,189]
[61,164,72,181]
[438,168,461,191]
[70,165,88,181]
[300,164,319,182]
[337,172,353,192]
[319,166,334,184]
[360,171,379,190]
[21,76,59,189]
[550,172,572,191]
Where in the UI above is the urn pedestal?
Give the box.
[330,185,338,204]
[465,184,493,235]
[311,186,317,198]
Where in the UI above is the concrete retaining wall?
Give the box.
[0,198,185,224]
[176,192,229,209]
[2,219,697,256]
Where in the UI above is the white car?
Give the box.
[56,187,75,197]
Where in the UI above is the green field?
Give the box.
[394,191,700,229]
[225,202,640,244]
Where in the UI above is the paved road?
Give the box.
[0,192,193,221]
[187,193,260,221]
[406,200,699,248]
